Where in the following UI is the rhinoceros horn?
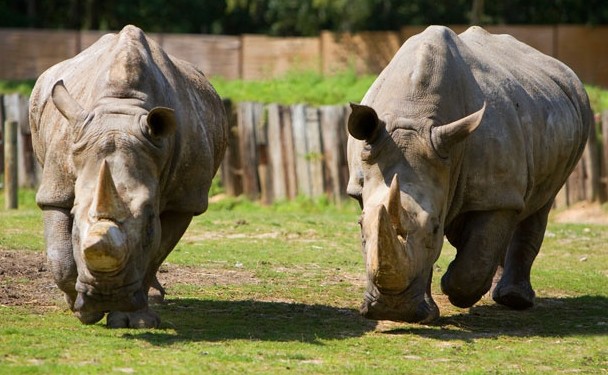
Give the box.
[367,177,409,293]
[81,161,129,272]
[387,174,408,237]
[430,103,486,158]
[89,160,129,222]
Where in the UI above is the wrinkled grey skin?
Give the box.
[347,26,592,323]
[29,25,227,328]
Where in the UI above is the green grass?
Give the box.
[1,191,607,374]
[210,70,376,105]
[2,78,608,113]
[0,71,376,106]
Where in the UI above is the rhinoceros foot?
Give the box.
[107,308,161,328]
[74,311,105,325]
[360,291,439,324]
[492,282,535,310]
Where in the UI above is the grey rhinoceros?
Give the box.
[347,26,592,323]
[29,25,227,328]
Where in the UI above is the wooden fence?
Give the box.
[220,101,350,204]
[1,25,608,87]
[0,94,605,209]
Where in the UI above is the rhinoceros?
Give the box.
[346,26,592,323]
[29,25,227,328]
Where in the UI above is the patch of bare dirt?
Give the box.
[552,202,608,225]
[0,249,260,310]
[0,250,62,309]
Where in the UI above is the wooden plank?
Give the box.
[320,105,347,203]
[567,156,586,205]
[281,106,297,200]
[252,102,271,204]
[601,110,608,202]
[237,102,260,200]
[3,94,38,188]
[291,104,311,197]
[220,99,242,197]
[554,185,568,209]
[0,94,4,176]
[584,121,601,202]
[4,121,18,209]
[267,104,287,201]
[306,107,324,198]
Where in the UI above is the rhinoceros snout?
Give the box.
[81,221,128,272]
[80,160,131,273]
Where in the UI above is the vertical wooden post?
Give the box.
[253,103,272,204]
[601,110,608,202]
[281,106,297,200]
[306,107,324,198]
[584,120,601,202]
[267,104,287,201]
[4,120,18,209]
[292,104,311,197]
[320,105,347,204]
[220,99,243,197]
[238,102,260,200]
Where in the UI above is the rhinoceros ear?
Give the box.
[146,107,177,139]
[431,103,486,158]
[51,80,86,125]
[348,103,380,141]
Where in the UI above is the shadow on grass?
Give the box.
[381,295,608,340]
[126,298,376,345]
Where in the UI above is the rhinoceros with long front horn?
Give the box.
[347,26,592,323]
[29,25,227,328]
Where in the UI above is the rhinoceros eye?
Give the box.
[361,130,390,161]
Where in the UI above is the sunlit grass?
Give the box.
[1,191,607,373]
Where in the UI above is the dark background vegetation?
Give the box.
[1,0,607,36]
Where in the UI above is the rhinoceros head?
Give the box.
[347,102,485,323]
[51,80,176,314]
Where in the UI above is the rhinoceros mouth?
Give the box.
[73,279,145,313]
[361,289,439,323]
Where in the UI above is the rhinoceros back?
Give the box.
[453,26,591,217]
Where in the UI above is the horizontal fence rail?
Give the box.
[1,25,607,86]
[0,94,604,209]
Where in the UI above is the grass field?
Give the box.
[2,75,608,113]
[0,191,607,374]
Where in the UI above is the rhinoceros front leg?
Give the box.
[43,208,105,324]
[441,210,518,308]
[106,211,193,329]
[493,201,552,309]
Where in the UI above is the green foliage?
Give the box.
[0,79,35,96]
[585,85,608,113]
[211,70,375,105]
[2,0,607,36]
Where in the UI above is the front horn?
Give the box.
[367,204,409,293]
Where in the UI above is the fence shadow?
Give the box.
[125,298,376,345]
[380,295,608,341]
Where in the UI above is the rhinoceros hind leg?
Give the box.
[493,201,551,309]
[442,210,518,308]
[148,275,166,304]
[107,308,161,329]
